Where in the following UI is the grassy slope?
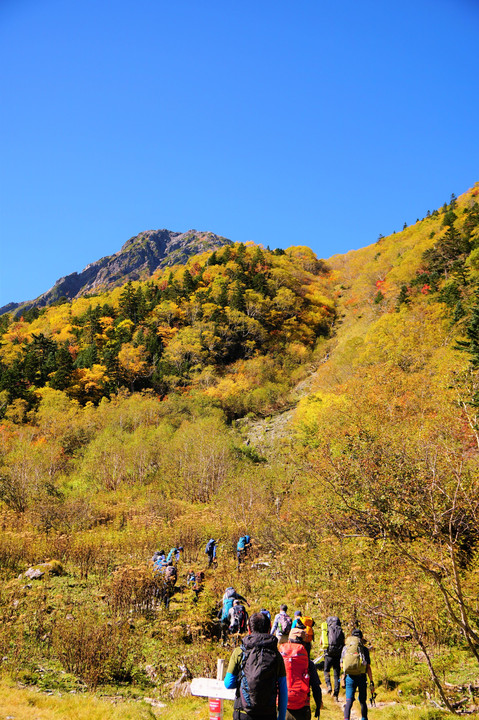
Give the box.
[1,186,479,717]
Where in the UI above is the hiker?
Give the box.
[192,570,205,603]
[280,626,322,719]
[152,549,165,564]
[292,611,315,656]
[321,616,345,700]
[166,546,183,563]
[153,553,167,573]
[237,536,247,568]
[164,562,177,586]
[205,538,217,567]
[341,629,375,720]
[219,587,250,642]
[228,598,249,634]
[224,611,288,720]
[271,604,293,645]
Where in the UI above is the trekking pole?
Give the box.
[370,683,377,707]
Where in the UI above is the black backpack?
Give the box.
[235,634,279,719]
[327,616,345,657]
[230,605,248,633]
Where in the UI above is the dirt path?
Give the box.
[321,692,404,719]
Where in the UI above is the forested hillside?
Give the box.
[0,186,478,719]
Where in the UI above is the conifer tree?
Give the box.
[456,293,479,368]
[182,269,195,296]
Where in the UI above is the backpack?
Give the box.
[237,537,246,551]
[205,539,215,554]
[164,565,177,583]
[230,604,248,633]
[327,616,345,657]
[221,596,235,622]
[279,642,310,710]
[235,634,279,719]
[278,613,292,636]
[298,616,314,643]
[342,636,367,675]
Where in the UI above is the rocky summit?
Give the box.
[1,229,231,315]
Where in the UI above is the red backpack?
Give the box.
[279,642,310,710]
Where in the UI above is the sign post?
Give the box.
[190,658,236,718]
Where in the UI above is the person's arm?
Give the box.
[277,675,288,720]
[224,672,238,688]
[224,648,241,689]
[235,593,249,606]
[366,663,374,684]
[271,615,279,635]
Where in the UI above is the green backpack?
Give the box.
[342,635,367,675]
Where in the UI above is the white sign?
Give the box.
[190,678,236,701]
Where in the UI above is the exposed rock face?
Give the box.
[1,229,231,315]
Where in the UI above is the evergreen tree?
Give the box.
[119,281,137,321]
[456,293,479,368]
[230,281,246,312]
[75,344,98,369]
[236,243,247,269]
[182,269,195,296]
[49,344,75,390]
[207,251,217,266]
[396,284,411,309]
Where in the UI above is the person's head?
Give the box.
[260,608,271,620]
[178,546,183,552]
[233,599,241,606]
[294,610,302,617]
[280,604,288,612]
[352,628,363,639]
[249,611,271,634]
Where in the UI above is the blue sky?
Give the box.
[1,0,478,306]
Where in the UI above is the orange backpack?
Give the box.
[300,616,314,643]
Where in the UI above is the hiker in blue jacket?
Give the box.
[205,538,217,567]
[166,546,183,563]
[237,536,247,568]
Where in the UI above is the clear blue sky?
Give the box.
[1,0,478,306]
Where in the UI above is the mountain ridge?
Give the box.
[1,228,231,316]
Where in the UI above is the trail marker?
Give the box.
[190,659,235,719]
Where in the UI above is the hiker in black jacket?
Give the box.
[322,616,344,700]
[224,612,288,720]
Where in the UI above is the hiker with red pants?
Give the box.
[280,626,322,719]
[341,629,375,720]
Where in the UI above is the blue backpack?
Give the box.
[237,537,246,551]
[221,596,235,622]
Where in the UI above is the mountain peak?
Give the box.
[2,228,231,316]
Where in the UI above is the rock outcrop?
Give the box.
[1,229,231,316]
